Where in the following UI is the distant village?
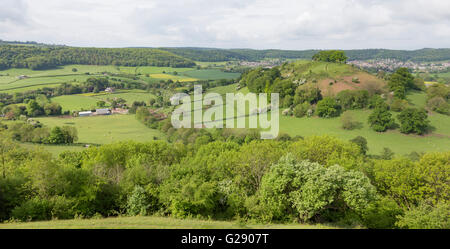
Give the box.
[238,59,283,68]
[348,59,450,73]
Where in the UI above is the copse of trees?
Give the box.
[1,97,62,120]
[312,50,348,63]
[3,121,78,144]
[388,68,415,99]
[241,67,281,93]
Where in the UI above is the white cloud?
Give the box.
[0,0,449,49]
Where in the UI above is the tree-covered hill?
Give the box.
[160,47,450,62]
[0,45,196,70]
[159,47,317,61]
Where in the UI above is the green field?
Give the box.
[0,65,116,93]
[194,88,450,155]
[51,90,157,112]
[181,69,241,80]
[278,110,450,155]
[206,83,239,95]
[0,216,336,229]
[0,65,241,94]
[88,90,156,105]
[51,95,100,112]
[277,91,450,154]
[34,114,166,145]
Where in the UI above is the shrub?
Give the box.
[289,135,364,170]
[293,102,310,118]
[396,201,449,229]
[127,185,150,216]
[252,154,376,222]
[390,98,408,112]
[362,197,403,229]
[341,111,361,130]
[368,95,386,109]
[397,108,429,135]
[368,105,395,132]
[336,90,369,110]
[316,97,341,118]
[427,96,450,115]
[350,136,368,155]
[426,83,450,100]
[293,84,322,105]
[11,196,74,221]
[373,152,450,207]
[0,176,28,221]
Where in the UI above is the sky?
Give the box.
[0,0,449,50]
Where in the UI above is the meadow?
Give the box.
[0,216,336,229]
[188,87,450,155]
[0,64,241,93]
[276,91,450,154]
[34,114,166,145]
[52,89,157,112]
[181,69,241,80]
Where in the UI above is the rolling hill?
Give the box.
[240,60,386,96]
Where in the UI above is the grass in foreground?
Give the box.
[0,216,337,229]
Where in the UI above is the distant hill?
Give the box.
[0,45,196,70]
[1,39,449,70]
[160,47,450,62]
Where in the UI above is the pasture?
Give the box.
[278,110,450,155]
[181,69,241,80]
[0,64,241,94]
[148,73,197,82]
[51,95,100,112]
[185,88,450,155]
[87,90,156,105]
[51,90,157,112]
[34,114,166,145]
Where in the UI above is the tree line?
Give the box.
[0,134,447,229]
[2,121,78,145]
[0,45,196,70]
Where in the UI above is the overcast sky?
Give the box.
[1,0,449,50]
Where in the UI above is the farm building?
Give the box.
[105,87,115,93]
[95,108,111,115]
[79,111,92,117]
